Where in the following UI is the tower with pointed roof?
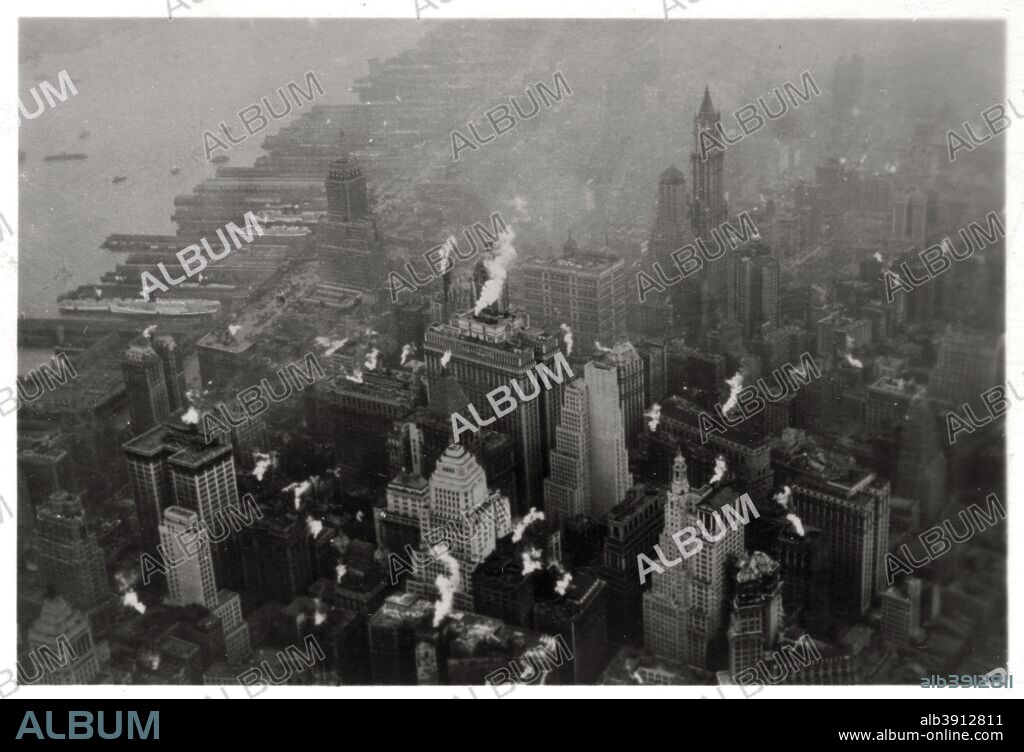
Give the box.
[22,596,102,684]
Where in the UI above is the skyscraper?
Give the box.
[731,243,781,339]
[23,597,103,685]
[543,361,633,527]
[727,551,784,676]
[690,86,730,326]
[424,307,567,513]
[239,512,317,607]
[123,421,241,590]
[122,340,171,435]
[152,334,188,413]
[597,342,646,451]
[643,453,749,670]
[35,491,113,632]
[521,250,627,351]
[407,444,512,611]
[160,506,218,609]
[649,166,690,267]
[318,155,384,294]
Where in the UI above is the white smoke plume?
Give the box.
[335,563,347,583]
[594,341,612,353]
[314,607,327,626]
[115,571,145,615]
[774,485,805,536]
[181,406,199,425]
[400,344,415,366]
[440,350,452,369]
[722,370,744,416]
[512,196,531,222]
[644,402,661,432]
[438,235,457,275]
[142,324,157,339]
[774,485,793,509]
[94,287,103,298]
[284,479,313,510]
[122,590,146,614]
[356,510,365,523]
[141,651,161,671]
[549,561,573,596]
[843,335,864,369]
[521,547,544,576]
[314,336,331,349]
[364,348,380,371]
[709,455,727,485]
[306,515,323,538]
[345,367,364,384]
[512,507,545,543]
[873,252,883,263]
[473,227,517,315]
[560,324,574,356]
[787,513,806,537]
[228,324,242,338]
[252,451,275,481]
[433,554,461,627]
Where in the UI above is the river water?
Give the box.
[16,18,424,373]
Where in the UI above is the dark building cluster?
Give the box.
[16,23,1005,689]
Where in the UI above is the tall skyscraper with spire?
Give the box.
[152,335,188,413]
[690,86,731,327]
[644,452,750,670]
[23,597,103,684]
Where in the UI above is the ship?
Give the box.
[112,175,127,184]
[58,298,221,316]
[170,166,180,175]
[79,129,91,140]
[210,155,230,164]
[44,152,89,161]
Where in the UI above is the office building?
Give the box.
[122,339,171,434]
[123,421,241,590]
[521,250,627,350]
[731,244,780,339]
[423,306,566,512]
[161,506,218,609]
[544,361,633,527]
[881,577,923,647]
[727,551,784,676]
[318,155,385,294]
[23,597,103,685]
[152,334,189,413]
[34,491,113,633]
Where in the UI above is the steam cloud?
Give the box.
[774,485,805,536]
[521,547,544,576]
[560,324,574,356]
[594,341,612,353]
[723,370,744,416]
[400,344,415,366]
[180,406,199,425]
[645,402,661,432]
[252,451,275,481]
[709,455,727,485]
[433,554,461,627]
[512,507,545,543]
[142,324,157,339]
[345,367,364,384]
[364,348,380,371]
[228,324,242,337]
[440,350,452,369]
[284,478,313,510]
[306,515,323,538]
[473,228,517,315]
[335,563,347,583]
[843,335,864,369]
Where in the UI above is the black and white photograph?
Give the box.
[0,0,1018,728]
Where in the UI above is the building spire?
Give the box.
[700,85,714,115]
